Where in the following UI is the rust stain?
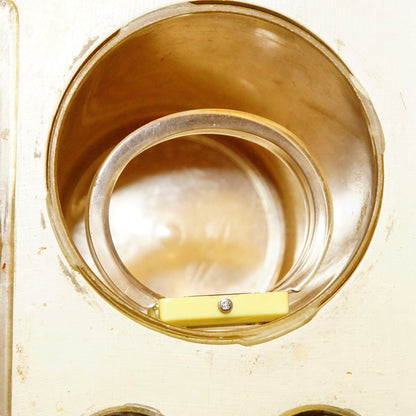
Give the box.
[37,246,47,255]
[16,364,28,382]
[346,371,352,375]
[16,344,28,381]
[247,355,262,375]
[2,262,6,270]
[16,366,24,377]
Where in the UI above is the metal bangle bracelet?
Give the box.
[85,109,332,316]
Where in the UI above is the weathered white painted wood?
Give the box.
[11,1,416,415]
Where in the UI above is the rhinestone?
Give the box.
[218,297,233,313]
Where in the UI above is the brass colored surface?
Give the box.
[280,404,361,416]
[90,404,164,416]
[76,135,287,300]
[47,2,383,344]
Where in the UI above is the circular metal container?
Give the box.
[47,1,384,344]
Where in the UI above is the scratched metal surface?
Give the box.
[11,0,416,415]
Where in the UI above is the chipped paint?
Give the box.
[58,256,87,295]
[57,256,100,309]
[69,36,99,71]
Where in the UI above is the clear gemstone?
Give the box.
[218,297,233,313]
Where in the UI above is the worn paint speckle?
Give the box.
[385,214,395,241]
[335,38,345,51]
[294,344,308,362]
[40,212,46,229]
[0,128,9,141]
[400,92,407,110]
[56,401,64,412]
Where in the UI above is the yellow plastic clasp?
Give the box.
[157,292,289,327]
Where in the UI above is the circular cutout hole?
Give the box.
[90,404,163,416]
[47,1,383,344]
[102,413,150,416]
[292,412,351,416]
[280,405,361,416]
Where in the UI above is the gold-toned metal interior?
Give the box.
[47,2,383,344]
[72,134,297,298]
[280,404,361,416]
[89,404,163,416]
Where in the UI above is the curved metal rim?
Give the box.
[87,403,164,416]
[46,1,384,345]
[279,404,361,416]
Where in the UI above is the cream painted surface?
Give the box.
[12,0,416,415]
